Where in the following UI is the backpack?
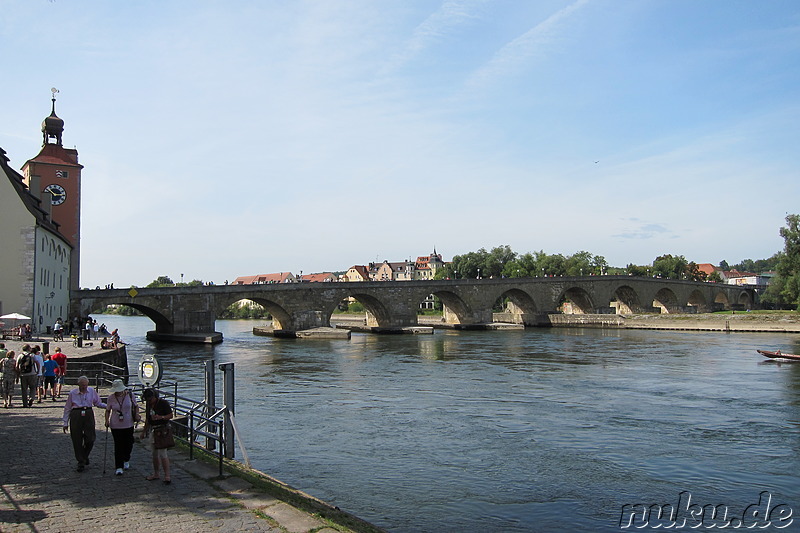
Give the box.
[18,354,33,374]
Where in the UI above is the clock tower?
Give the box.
[22,91,84,291]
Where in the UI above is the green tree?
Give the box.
[774,214,800,309]
[652,254,689,279]
[626,264,650,276]
[540,252,567,276]
[147,275,175,288]
[565,251,593,276]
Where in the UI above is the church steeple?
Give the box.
[41,88,64,146]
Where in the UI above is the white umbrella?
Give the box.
[0,313,31,321]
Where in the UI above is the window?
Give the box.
[55,169,69,178]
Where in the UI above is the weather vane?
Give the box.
[51,87,59,99]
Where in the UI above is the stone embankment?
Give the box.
[579,313,800,333]
[331,313,800,334]
[0,337,127,368]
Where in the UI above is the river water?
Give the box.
[93,315,800,532]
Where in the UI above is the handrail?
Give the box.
[125,382,245,476]
[65,361,127,388]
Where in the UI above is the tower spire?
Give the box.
[42,87,64,146]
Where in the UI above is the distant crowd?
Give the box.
[1,342,68,408]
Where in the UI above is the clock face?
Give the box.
[44,184,66,205]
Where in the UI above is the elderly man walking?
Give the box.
[62,375,106,471]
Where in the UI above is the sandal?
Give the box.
[146,474,160,481]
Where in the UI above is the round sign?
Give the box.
[138,354,163,387]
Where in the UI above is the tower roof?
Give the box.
[41,92,64,146]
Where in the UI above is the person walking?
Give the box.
[104,380,140,475]
[31,345,44,403]
[141,388,173,484]
[42,354,59,401]
[51,347,67,399]
[1,350,16,408]
[62,375,106,472]
[16,345,39,407]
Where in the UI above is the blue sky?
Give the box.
[2,0,798,287]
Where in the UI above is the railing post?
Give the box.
[218,362,235,459]
[204,360,216,450]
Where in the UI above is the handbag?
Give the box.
[129,391,141,423]
[152,424,175,449]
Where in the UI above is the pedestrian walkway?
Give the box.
[0,395,369,533]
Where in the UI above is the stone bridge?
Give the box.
[71,276,755,344]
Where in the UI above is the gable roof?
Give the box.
[347,265,370,279]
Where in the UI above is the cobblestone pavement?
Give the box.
[0,395,340,533]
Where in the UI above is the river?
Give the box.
[92,314,800,532]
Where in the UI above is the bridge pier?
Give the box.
[146,330,223,344]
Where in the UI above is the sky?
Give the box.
[2,0,798,288]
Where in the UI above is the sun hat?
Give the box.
[109,379,127,393]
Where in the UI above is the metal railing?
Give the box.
[126,381,248,477]
[64,361,127,388]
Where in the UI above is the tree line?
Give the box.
[434,214,799,310]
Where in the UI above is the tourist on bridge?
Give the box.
[62,375,106,472]
[105,380,140,475]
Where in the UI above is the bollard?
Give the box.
[218,362,235,459]
[204,360,216,451]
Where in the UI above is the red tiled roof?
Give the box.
[232,272,294,284]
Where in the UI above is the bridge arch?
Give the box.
[653,288,679,314]
[217,296,293,330]
[611,285,643,314]
[75,298,175,334]
[346,291,395,328]
[498,288,538,315]
[687,290,708,312]
[558,287,594,314]
[427,290,473,326]
[736,291,753,308]
[713,291,730,309]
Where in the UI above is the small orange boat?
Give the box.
[757,349,800,361]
